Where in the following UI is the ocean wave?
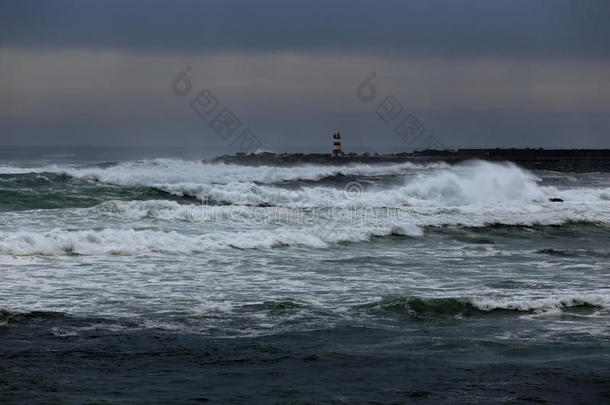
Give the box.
[2,294,608,335]
[87,197,610,233]
[0,309,66,326]
[68,160,609,210]
[470,295,610,312]
[0,224,426,256]
[93,200,204,221]
[57,159,435,186]
[0,166,57,175]
[0,172,194,212]
[535,247,610,258]
[3,159,609,226]
[2,195,604,256]
[357,295,610,318]
[0,171,74,187]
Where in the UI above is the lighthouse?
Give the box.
[332,132,342,157]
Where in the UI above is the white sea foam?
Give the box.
[471,294,610,312]
[94,200,198,221]
[58,159,434,185]
[0,222,428,256]
[87,197,606,230]
[3,158,609,341]
[2,160,609,251]
[4,159,609,210]
[82,160,610,228]
[0,166,60,174]
[61,160,608,211]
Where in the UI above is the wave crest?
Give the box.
[0,224,426,256]
[357,295,609,318]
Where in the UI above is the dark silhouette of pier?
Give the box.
[210,149,610,172]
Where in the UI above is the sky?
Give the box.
[1,0,610,152]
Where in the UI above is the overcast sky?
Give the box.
[1,0,609,151]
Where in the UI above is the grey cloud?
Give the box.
[1,0,609,60]
[2,1,610,148]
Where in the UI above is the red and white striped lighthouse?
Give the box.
[332,132,342,157]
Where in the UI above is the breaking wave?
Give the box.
[61,160,609,210]
[2,159,608,212]
[357,295,610,318]
[0,224,425,256]
[1,159,608,248]
[65,159,546,206]
[0,171,191,211]
[87,198,609,236]
[52,159,434,186]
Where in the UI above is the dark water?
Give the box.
[2,310,609,404]
[1,147,609,403]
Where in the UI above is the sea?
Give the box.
[1,146,609,404]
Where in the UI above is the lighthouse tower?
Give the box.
[332,132,342,157]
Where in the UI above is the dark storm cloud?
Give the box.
[1,0,609,60]
[2,0,610,148]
